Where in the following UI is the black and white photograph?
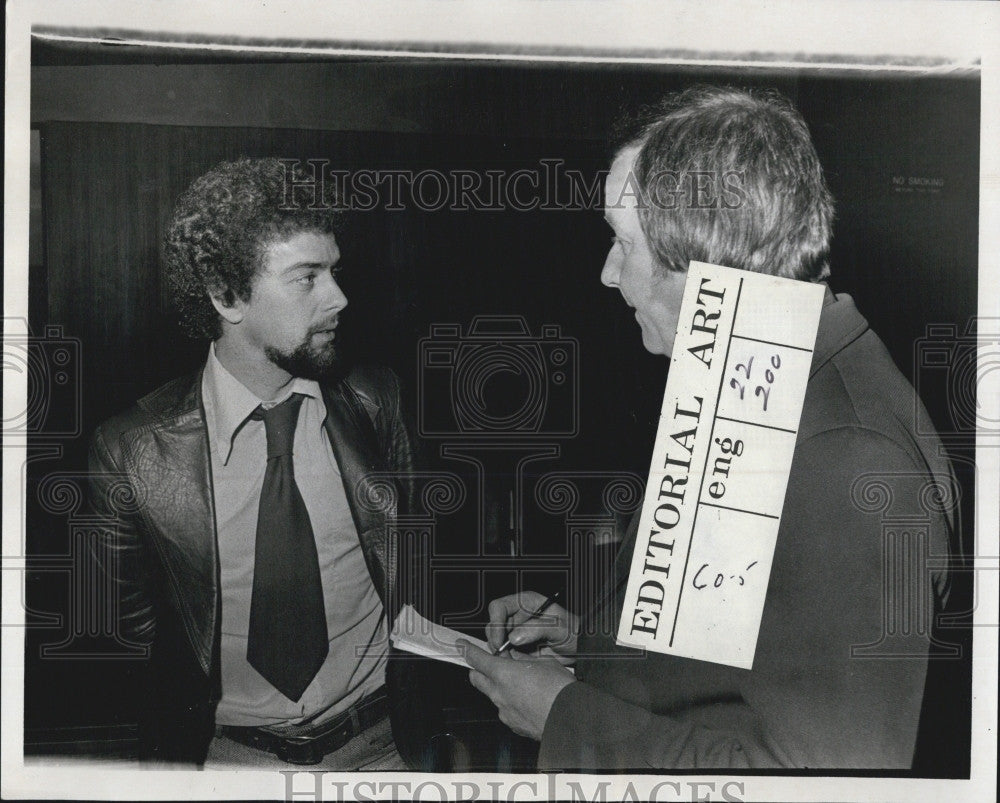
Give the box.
[3,2,998,800]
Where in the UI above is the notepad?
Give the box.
[390,604,490,668]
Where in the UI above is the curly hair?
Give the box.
[616,86,834,283]
[164,157,344,340]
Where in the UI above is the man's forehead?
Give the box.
[604,147,642,216]
[263,231,340,266]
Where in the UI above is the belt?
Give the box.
[219,687,390,765]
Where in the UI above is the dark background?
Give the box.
[23,42,978,774]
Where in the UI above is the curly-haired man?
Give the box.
[88,158,415,768]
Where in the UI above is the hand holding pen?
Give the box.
[485,590,580,661]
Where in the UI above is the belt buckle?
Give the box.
[278,738,324,766]
[279,722,353,765]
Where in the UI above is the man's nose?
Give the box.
[324,274,349,312]
[601,247,621,288]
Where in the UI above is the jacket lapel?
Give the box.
[126,372,218,676]
[322,382,397,610]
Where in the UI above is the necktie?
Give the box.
[246,393,329,701]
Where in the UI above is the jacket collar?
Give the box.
[810,287,871,378]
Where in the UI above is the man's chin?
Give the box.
[639,328,671,357]
[265,343,344,382]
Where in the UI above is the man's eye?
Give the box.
[296,273,316,285]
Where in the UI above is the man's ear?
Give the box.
[209,288,246,325]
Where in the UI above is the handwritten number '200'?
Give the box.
[729,354,781,411]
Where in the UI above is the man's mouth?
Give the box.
[313,320,339,336]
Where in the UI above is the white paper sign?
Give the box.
[616,262,825,669]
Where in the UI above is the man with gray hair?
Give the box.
[462,86,955,770]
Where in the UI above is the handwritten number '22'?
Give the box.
[729,354,781,411]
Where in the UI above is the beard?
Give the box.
[265,332,343,382]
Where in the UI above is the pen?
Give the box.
[493,590,563,655]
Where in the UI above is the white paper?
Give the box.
[616,262,825,669]
[390,604,491,667]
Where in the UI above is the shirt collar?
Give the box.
[202,342,324,465]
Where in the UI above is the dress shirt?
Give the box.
[202,343,387,727]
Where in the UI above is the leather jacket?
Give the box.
[87,365,417,763]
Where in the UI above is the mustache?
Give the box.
[309,318,340,335]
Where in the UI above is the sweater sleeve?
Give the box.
[540,680,770,770]
[538,426,951,770]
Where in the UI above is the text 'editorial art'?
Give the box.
[617,262,825,669]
